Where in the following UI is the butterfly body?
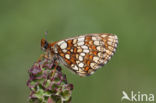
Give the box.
[41,33,118,77]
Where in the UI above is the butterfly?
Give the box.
[41,33,118,77]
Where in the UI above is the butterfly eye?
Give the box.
[41,38,49,50]
[44,41,49,49]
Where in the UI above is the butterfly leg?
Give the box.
[37,54,49,62]
[52,62,58,77]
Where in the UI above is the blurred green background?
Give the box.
[0,0,156,103]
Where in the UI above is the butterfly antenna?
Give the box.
[44,31,48,40]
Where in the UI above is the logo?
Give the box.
[121,91,154,102]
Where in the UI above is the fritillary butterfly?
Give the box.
[41,33,118,77]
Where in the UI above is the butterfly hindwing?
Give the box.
[54,33,118,76]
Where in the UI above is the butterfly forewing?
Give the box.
[53,33,118,77]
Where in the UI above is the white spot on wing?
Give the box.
[73,65,78,70]
[109,36,114,39]
[103,53,107,58]
[76,60,80,64]
[113,48,116,52]
[114,35,118,39]
[114,44,117,47]
[70,49,73,52]
[73,39,77,44]
[98,59,104,64]
[108,38,114,42]
[98,52,102,57]
[93,56,99,63]
[60,42,67,49]
[77,68,86,75]
[109,35,118,40]
[97,46,101,51]
[58,41,65,45]
[77,47,83,52]
[81,45,88,49]
[97,46,105,51]
[90,63,96,68]
[106,50,112,55]
[108,46,113,50]
[94,41,100,45]
[53,47,58,53]
[101,34,107,38]
[80,53,85,56]
[108,41,112,45]
[78,37,85,42]
[79,63,84,68]
[92,37,97,40]
[83,49,89,53]
[77,42,84,46]
[65,54,70,59]
[79,56,83,61]
[108,56,111,60]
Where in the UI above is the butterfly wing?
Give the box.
[53,33,118,77]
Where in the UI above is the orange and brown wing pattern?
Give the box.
[53,33,118,77]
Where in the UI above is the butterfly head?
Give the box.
[41,38,49,51]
